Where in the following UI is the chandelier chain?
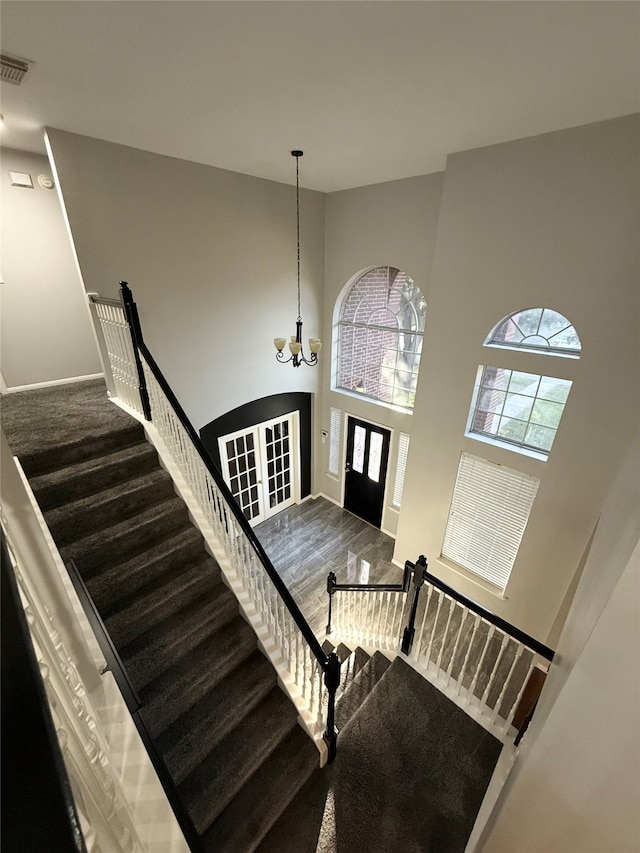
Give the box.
[296,153,301,321]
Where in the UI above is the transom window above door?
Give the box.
[336,266,427,411]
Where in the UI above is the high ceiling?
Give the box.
[1,1,638,192]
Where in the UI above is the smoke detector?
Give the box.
[1,54,31,85]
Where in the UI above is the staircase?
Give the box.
[257,642,394,853]
[260,643,503,853]
[21,416,319,852]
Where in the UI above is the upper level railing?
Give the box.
[328,555,554,742]
[89,282,341,761]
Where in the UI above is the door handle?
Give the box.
[345,462,351,472]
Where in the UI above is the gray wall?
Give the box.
[394,115,639,641]
[46,130,325,431]
[0,148,101,389]
[318,172,444,536]
[481,432,640,852]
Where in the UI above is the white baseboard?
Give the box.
[313,491,343,508]
[5,372,104,393]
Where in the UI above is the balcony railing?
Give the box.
[328,555,554,742]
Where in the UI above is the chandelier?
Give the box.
[274,150,321,367]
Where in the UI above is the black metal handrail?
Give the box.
[411,561,555,662]
[328,554,555,663]
[326,557,426,653]
[114,282,340,760]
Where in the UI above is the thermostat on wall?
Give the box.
[9,171,33,188]
[38,174,54,189]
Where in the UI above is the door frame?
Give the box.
[218,410,301,525]
[340,412,393,528]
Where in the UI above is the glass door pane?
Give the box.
[222,428,264,523]
[261,414,297,518]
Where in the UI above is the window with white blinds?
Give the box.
[392,433,410,508]
[328,408,341,475]
[442,453,539,589]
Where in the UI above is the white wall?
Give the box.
[481,432,640,853]
[0,148,101,388]
[395,115,639,641]
[319,172,444,537]
[46,130,324,431]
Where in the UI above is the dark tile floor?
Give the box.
[254,498,403,638]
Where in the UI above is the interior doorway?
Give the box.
[218,411,299,526]
[343,416,390,528]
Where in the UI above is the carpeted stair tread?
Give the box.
[140,615,258,738]
[338,645,370,692]
[255,762,332,853]
[61,495,189,575]
[120,583,239,690]
[18,423,145,478]
[158,650,278,785]
[103,552,221,647]
[87,525,205,612]
[45,467,176,545]
[202,725,319,853]
[336,651,392,731]
[29,440,159,511]
[179,687,300,835]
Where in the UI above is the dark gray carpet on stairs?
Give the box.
[259,655,502,853]
[2,380,319,852]
[3,380,502,853]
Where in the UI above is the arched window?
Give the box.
[486,307,581,356]
[337,266,426,410]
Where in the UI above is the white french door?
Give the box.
[218,411,299,526]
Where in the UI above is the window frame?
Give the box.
[485,307,581,359]
[334,266,426,413]
[466,365,573,459]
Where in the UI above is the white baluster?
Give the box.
[435,595,455,675]
[423,587,445,669]
[481,630,510,712]
[383,591,392,647]
[374,591,383,644]
[457,614,481,697]
[491,640,523,725]
[468,624,496,706]
[502,657,536,737]
[415,583,433,660]
[445,604,466,686]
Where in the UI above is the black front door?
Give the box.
[343,417,391,528]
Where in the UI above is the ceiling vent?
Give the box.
[1,54,30,85]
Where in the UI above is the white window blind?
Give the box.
[328,408,341,475]
[392,433,410,508]
[442,453,539,589]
